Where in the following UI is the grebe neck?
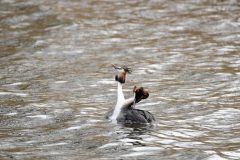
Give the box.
[132,92,136,108]
[116,82,124,106]
[110,82,125,122]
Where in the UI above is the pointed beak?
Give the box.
[112,64,122,70]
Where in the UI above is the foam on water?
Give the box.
[99,142,119,149]
[27,115,49,119]
[0,92,28,97]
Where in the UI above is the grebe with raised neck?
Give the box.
[106,65,155,124]
[107,64,132,123]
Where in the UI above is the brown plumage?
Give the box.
[112,64,132,84]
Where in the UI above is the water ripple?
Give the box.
[0,0,239,159]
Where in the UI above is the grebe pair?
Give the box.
[106,65,155,124]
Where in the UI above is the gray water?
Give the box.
[0,0,240,159]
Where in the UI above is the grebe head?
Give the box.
[112,64,132,84]
[133,86,149,103]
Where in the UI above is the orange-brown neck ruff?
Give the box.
[112,64,131,84]
[115,70,126,84]
[133,86,149,103]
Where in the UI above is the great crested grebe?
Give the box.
[106,65,155,124]
[106,64,132,122]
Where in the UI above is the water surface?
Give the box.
[0,0,240,159]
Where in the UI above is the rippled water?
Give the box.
[1,0,240,159]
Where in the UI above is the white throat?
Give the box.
[110,82,125,122]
